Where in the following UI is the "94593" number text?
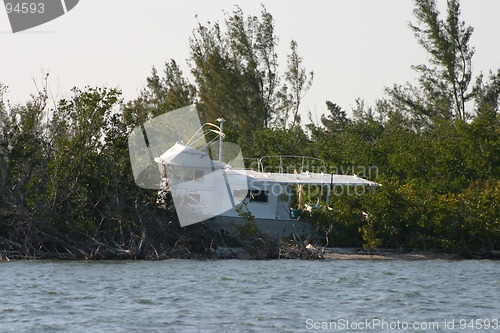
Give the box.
[5,2,45,14]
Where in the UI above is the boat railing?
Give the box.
[256,155,327,174]
[185,122,225,151]
[238,158,261,171]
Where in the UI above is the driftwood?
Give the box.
[0,211,320,261]
[279,241,324,260]
[0,218,220,261]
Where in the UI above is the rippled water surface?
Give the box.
[1,259,499,332]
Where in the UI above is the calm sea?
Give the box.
[0,259,498,332]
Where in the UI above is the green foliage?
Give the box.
[361,179,436,250]
[387,0,474,123]
[277,40,314,129]
[320,101,350,133]
[0,83,178,258]
[244,126,312,162]
[188,5,313,142]
[432,180,500,254]
[313,196,366,248]
[189,5,278,134]
[360,221,382,253]
[123,60,195,128]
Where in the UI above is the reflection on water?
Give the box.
[0,260,499,332]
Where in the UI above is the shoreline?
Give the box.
[322,248,467,260]
[212,245,496,260]
[2,247,498,261]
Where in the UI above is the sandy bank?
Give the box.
[323,248,467,260]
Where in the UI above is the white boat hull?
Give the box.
[205,216,315,238]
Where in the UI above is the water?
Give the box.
[0,259,498,332]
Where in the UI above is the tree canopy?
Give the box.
[0,1,499,259]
